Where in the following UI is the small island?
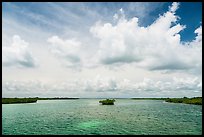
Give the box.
[99,99,116,105]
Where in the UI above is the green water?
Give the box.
[2,99,202,135]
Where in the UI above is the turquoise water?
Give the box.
[2,99,202,135]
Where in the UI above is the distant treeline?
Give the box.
[132,97,202,105]
[36,97,79,100]
[2,97,79,104]
[2,98,38,104]
[165,97,202,105]
[2,97,202,105]
[131,98,167,100]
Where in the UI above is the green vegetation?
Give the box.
[2,98,37,104]
[99,99,115,105]
[2,97,201,105]
[131,98,167,100]
[36,97,79,100]
[2,97,79,104]
[165,97,202,105]
[131,97,202,105]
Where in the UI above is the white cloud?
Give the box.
[83,75,118,92]
[186,25,202,48]
[2,76,201,98]
[172,77,201,91]
[169,2,179,12]
[45,2,201,75]
[47,35,82,68]
[89,2,202,74]
[2,35,36,67]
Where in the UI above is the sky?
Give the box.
[2,2,202,98]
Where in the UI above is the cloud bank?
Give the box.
[2,76,201,98]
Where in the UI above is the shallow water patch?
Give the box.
[78,120,107,129]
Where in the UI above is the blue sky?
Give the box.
[2,2,202,98]
[3,2,202,41]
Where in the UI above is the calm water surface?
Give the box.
[2,99,202,135]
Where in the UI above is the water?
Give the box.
[2,99,202,135]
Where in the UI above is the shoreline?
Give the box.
[2,97,202,105]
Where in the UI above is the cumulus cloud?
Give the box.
[89,2,202,73]
[46,2,201,74]
[2,35,36,67]
[169,2,179,12]
[82,75,118,92]
[2,76,202,98]
[47,35,82,68]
